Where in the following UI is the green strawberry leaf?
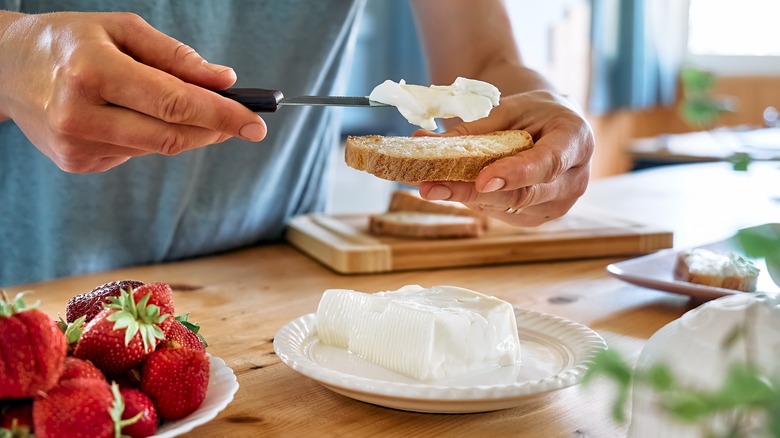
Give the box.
[0,290,39,317]
[109,382,141,438]
[176,313,209,347]
[107,290,166,352]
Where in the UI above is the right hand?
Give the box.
[0,12,267,173]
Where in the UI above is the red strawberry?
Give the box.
[160,314,207,351]
[1,401,34,433]
[141,347,210,420]
[58,357,105,382]
[132,282,175,319]
[65,280,145,323]
[73,290,168,377]
[32,378,117,438]
[118,388,158,438]
[0,291,67,398]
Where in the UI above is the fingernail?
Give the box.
[426,185,452,200]
[482,177,506,192]
[204,61,234,75]
[239,123,266,141]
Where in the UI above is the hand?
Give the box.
[0,12,266,173]
[416,91,594,226]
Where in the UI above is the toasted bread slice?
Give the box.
[345,130,533,183]
[387,190,489,230]
[369,212,482,238]
[673,248,760,292]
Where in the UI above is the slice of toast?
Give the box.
[386,190,489,230]
[345,130,533,183]
[369,212,482,239]
[673,248,760,292]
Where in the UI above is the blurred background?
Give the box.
[327,0,780,213]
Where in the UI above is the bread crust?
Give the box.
[345,130,533,183]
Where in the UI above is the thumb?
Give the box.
[108,13,237,90]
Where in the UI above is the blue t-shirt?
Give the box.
[0,0,364,286]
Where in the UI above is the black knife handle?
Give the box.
[215,88,284,112]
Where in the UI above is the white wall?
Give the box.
[504,0,591,107]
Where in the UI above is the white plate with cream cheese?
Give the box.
[273,308,606,413]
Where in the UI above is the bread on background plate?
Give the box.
[345,130,533,183]
[673,248,760,292]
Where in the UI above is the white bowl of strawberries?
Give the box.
[0,280,238,438]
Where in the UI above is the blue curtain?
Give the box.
[340,0,429,136]
[589,0,681,114]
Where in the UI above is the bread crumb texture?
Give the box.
[345,130,533,183]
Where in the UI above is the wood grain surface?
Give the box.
[8,162,780,437]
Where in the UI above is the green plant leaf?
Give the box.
[645,364,675,392]
[715,364,776,407]
[769,390,780,438]
[736,227,780,259]
[583,349,633,423]
[729,153,752,172]
[680,68,717,96]
[662,391,716,421]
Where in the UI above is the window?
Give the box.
[686,0,780,75]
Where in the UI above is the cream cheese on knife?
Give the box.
[316,285,521,382]
[368,77,500,131]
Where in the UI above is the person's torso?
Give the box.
[0,0,364,286]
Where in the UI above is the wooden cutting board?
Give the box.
[285,205,673,274]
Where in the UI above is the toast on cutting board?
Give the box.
[368,190,487,239]
[369,212,482,238]
[345,130,533,183]
[386,190,488,230]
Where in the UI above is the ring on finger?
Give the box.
[504,206,524,215]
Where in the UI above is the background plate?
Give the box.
[607,223,780,301]
[274,308,606,413]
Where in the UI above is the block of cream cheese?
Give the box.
[316,285,521,381]
[368,77,500,131]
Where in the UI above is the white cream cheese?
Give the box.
[368,77,500,131]
[679,248,759,277]
[316,285,521,381]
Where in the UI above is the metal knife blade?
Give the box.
[280,95,389,108]
[216,88,389,112]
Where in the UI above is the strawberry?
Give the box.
[132,282,175,318]
[65,280,145,323]
[32,378,116,438]
[58,357,105,382]
[160,314,207,351]
[141,347,210,420]
[118,388,158,438]
[0,291,66,398]
[73,290,168,377]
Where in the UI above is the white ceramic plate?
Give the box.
[273,308,606,413]
[607,224,780,301]
[152,355,239,437]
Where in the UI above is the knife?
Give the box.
[216,88,390,112]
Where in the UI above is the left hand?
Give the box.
[417,90,594,227]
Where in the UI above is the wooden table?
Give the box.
[9,162,780,437]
